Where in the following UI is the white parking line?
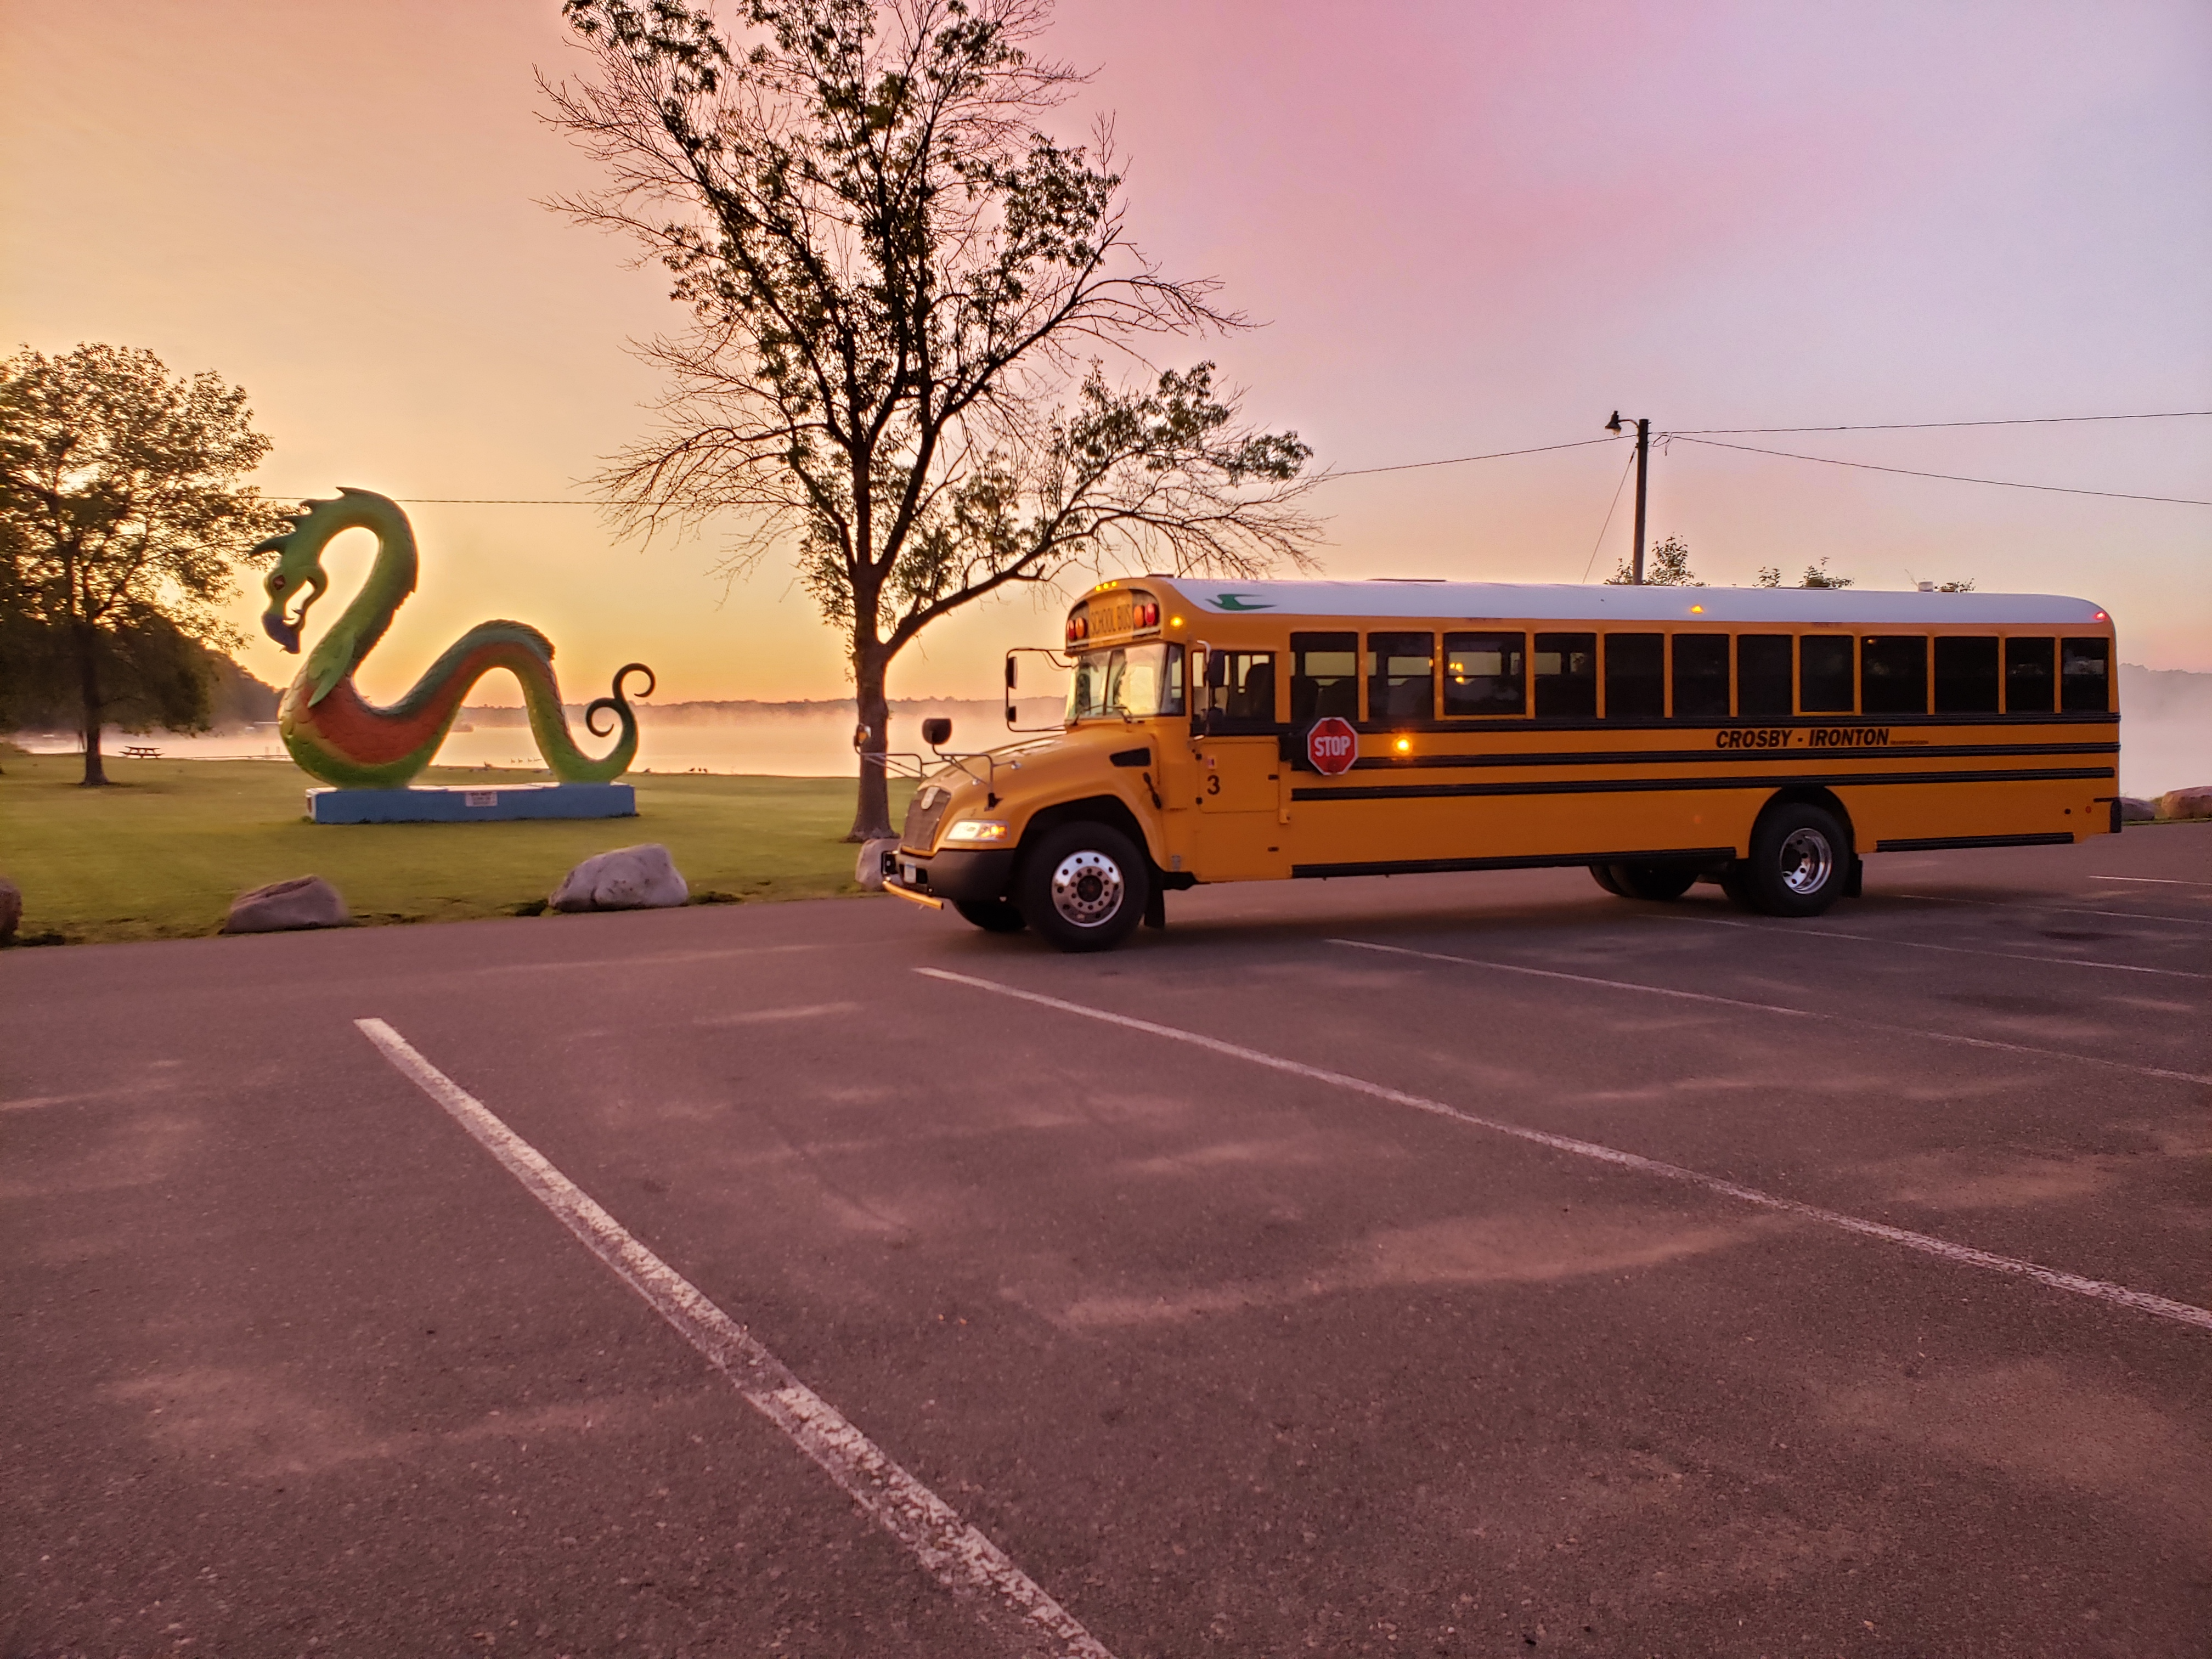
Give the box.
[913,970,2212,1337]
[1645,912,2209,979]
[1893,894,2212,929]
[1329,938,2212,1088]
[2091,876,2212,888]
[356,1018,1113,1659]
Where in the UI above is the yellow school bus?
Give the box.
[883,578,2120,951]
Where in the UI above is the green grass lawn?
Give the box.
[0,751,908,945]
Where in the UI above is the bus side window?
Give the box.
[1671,634,1730,719]
[1861,636,1928,714]
[1534,633,1596,718]
[1933,637,2000,714]
[1290,633,1359,723]
[1801,636,1854,713]
[2060,637,2111,712]
[1366,632,1435,721]
[2004,637,2054,713]
[1604,634,1663,719]
[1204,651,1277,730]
[1737,635,1793,718]
[1443,633,1525,715]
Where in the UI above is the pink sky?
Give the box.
[3,0,2207,704]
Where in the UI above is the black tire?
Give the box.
[1737,802,1852,917]
[1018,822,1149,952]
[1589,862,1627,896]
[1609,862,1699,901]
[953,898,1026,934]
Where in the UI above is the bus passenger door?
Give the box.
[1177,650,1288,881]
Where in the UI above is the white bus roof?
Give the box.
[1132,579,2109,627]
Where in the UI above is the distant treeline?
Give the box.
[460,696,1065,727]
[3,640,280,733]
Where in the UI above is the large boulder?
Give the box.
[2158,785,2212,821]
[551,843,689,912]
[855,836,899,891]
[224,875,350,934]
[2118,796,2160,823]
[0,876,20,944]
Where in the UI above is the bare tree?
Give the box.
[0,345,280,784]
[546,0,1319,838]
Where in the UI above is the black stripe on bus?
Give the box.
[1346,741,2118,772]
[1289,766,2115,804]
[1873,832,2078,853]
[1333,711,2118,736]
[1292,848,1737,880]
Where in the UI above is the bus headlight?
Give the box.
[944,819,1011,843]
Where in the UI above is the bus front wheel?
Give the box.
[1019,822,1149,952]
[1728,803,1850,917]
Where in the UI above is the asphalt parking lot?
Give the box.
[5,823,2208,1658]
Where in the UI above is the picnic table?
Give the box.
[119,745,162,759]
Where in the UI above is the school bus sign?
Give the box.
[1306,716,1359,776]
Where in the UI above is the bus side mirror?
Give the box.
[1004,655,1018,690]
[852,723,872,752]
[921,717,952,749]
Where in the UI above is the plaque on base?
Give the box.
[307,782,636,825]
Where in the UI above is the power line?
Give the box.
[1667,434,2212,507]
[1578,447,1640,584]
[259,404,2211,506]
[1674,409,2212,435]
[1324,436,1622,478]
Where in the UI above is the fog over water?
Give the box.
[16,671,2208,799]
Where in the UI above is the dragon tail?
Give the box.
[528,660,655,783]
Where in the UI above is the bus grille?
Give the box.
[901,785,951,852]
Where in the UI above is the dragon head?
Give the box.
[255,486,418,660]
[257,499,339,654]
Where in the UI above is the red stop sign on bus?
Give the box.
[1306,716,1359,776]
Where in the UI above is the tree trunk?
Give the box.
[847,640,894,842]
[74,621,108,786]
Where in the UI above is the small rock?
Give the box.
[2157,785,2212,821]
[855,836,900,891]
[2118,796,2159,823]
[551,844,689,912]
[225,875,350,934]
[0,876,21,944]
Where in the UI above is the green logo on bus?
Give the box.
[1214,592,1275,611]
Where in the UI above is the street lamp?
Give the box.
[1606,410,1651,585]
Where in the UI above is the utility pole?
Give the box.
[1606,411,1651,583]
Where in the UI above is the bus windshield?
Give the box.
[1066,642,1185,722]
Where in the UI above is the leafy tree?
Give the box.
[1608,534,1700,586]
[549,0,1319,838]
[0,344,281,783]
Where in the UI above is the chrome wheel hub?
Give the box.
[1048,850,1125,927]
[1779,827,1834,894]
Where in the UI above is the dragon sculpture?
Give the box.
[257,488,652,789]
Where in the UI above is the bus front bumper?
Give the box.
[892,847,1017,904]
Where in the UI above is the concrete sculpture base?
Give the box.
[307,782,636,825]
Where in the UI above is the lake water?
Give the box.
[14,672,2207,795]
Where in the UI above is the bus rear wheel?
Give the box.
[1600,862,1698,901]
[953,898,1026,934]
[1019,822,1149,952]
[1730,802,1850,917]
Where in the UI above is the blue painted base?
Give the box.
[307,782,636,824]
